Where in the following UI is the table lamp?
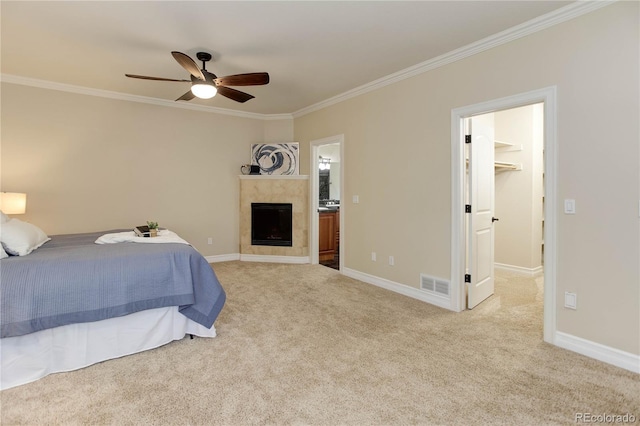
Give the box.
[0,192,27,214]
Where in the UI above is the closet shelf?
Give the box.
[495,140,523,152]
[465,160,523,172]
[494,140,513,148]
[495,161,522,171]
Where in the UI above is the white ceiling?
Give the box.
[1,1,573,116]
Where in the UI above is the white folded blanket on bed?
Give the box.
[95,230,190,245]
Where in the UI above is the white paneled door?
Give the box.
[467,114,496,309]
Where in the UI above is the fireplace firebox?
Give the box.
[251,203,293,247]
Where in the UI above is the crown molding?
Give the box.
[262,113,294,121]
[0,74,293,121]
[0,1,614,121]
[292,0,616,118]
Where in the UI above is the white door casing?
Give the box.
[451,86,557,344]
[309,134,345,270]
[467,114,496,309]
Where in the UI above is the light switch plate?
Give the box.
[564,199,576,214]
[564,292,577,309]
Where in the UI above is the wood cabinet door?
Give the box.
[319,212,336,258]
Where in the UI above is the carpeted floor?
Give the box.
[1,262,638,425]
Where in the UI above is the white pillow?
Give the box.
[0,219,50,256]
[0,210,9,224]
[0,245,7,259]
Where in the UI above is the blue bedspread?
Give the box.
[0,231,226,338]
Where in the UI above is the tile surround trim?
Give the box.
[240,176,309,257]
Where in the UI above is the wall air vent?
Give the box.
[435,279,450,296]
[420,274,450,297]
[421,275,435,292]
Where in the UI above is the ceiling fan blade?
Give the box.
[125,74,190,82]
[217,86,255,103]
[175,90,196,102]
[171,51,205,80]
[214,72,270,87]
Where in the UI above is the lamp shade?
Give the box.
[191,83,217,99]
[0,192,27,214]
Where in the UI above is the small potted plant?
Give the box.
[147,221,159,237]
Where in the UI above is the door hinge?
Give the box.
[465,135,471,144]
[465,274,471,283]
[465,204,471,213]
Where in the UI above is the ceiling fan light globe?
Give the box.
[191,83,217,99]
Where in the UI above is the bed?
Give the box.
[0,230,226,390]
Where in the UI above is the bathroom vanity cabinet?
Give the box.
[319,209,339,261]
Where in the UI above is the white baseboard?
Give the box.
[495,262,543,277]
[554,331,640,374]
[343,268,456,311]
[205,253,241,263]
[205,253,310,264]
[239,254,310,264]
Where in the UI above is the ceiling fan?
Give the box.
[125,51,269,103]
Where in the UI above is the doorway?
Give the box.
[451,87,557,344]
[465,104,545,308]
[318,143,341,270]
[309,135,344,271]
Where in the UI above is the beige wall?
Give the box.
[0,84,290,256]
[294,3,639,354]
[263,119,294,144]
[494,104,544,271]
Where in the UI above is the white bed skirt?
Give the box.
[0,307,216,390]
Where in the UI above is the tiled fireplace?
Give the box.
[239,175,309,261]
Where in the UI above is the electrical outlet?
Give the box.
[207,237,213,245]
[371,252,376,262]
[352,195,360,204]
[389,256,394,266]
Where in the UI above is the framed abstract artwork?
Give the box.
[251,143,299,175]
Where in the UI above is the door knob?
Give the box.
[492,217,500,222]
